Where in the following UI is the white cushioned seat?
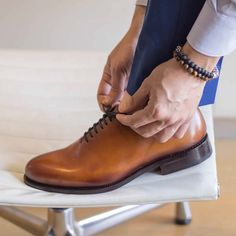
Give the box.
[0,50,218,208]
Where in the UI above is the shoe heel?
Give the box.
[159,134,212,175]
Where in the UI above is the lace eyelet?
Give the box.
[81,109,116,142]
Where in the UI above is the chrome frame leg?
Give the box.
[0,202,191,235]
[0,206,46,235]
[44,208,78,236]
[76,204,164,236]
[175,202,192,225]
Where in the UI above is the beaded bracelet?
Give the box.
[173,45,219,81]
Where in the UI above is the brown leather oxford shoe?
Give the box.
[24,108,212,194]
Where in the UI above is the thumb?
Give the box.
[119,80,149,114]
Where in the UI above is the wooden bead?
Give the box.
[188,67,194,73]
[184,64,189,69]
[174,45,214,82]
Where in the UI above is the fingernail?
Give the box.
[159,137,167,143]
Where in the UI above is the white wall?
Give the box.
[0,0,135,51]
[0,0,235,118]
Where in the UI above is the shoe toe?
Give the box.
[25,151,58,185]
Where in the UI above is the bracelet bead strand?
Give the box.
[173,45,219,81]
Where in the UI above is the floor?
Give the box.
[0,139,235,236]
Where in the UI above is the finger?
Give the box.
[155,122,182,143]
[117,101,157,128]
[118,79,149,114]
[174,121,191,139]
[133,120,166,138]
[108,69,128,105]
[97,64,113,110]
[117,97,171,128]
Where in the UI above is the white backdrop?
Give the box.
[0,0,234,118]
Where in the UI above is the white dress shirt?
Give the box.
[136,0,236,57]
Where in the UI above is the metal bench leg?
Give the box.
[175,202,192,225]
[44,204,164,236]
[76,204,163,236]
[1,202,187,235]
[44,208,78,236]
[0,206,46,235]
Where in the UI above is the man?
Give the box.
[24,0,236,194]
[97,0,236,143]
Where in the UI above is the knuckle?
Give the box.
[132,123,140,129]
[112,63,126,76]
[150,105,161,119]
[166,117,175,125]
[128,120,136,129]
[162,128,169,136]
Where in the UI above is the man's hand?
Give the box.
[97,6,146,111]
[97,36,135,111]
[116,43,219,142]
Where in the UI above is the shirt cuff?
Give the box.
[136,0,148,6]
[187,1,236,57]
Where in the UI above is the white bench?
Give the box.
[0,50,219,235]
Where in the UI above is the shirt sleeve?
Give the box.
[136,0,148,6]
[187,0,236,57]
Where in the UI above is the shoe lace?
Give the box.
[81,108,117,143]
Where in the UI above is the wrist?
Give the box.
[182,42,219,71]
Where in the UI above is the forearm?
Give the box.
[125,5,146,45]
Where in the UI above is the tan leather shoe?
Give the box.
[24,108,212,194]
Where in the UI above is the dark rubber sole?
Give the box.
[24,134,212,194]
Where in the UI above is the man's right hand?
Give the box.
[97,6,146,111]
